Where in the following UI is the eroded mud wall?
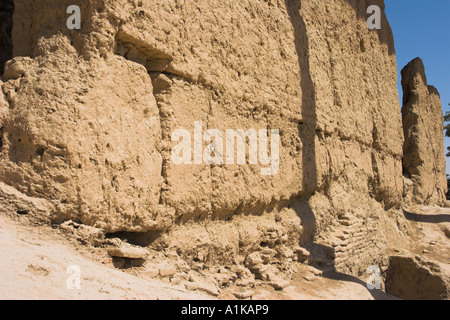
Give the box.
[0,0,411,275]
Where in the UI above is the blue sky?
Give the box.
[385,0,450,174]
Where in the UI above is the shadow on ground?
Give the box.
[403,208,450,223]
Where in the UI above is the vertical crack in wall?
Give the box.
[114,31,175,210]
[150,72,173,207]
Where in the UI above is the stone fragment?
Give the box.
[159,265,177,277]
[213,269,238,286]
[251,290,271,300]
[294,247,310,263]
[185,282,219,297]
[173,272,190,282]
[142,266,160,278]
[245,252,263,267]
[3,57,33,80]
[268,277,290,290]
[231,290,255,300]
[108,247,148,259]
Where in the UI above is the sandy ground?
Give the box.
[0,212,404,300]
[403,206,450,263]
[3,205,449,300]
[0,214,211,300]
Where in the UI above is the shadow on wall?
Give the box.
[0,0,14,75]
[284,0,395,202]
[284,0,317,197]
[346,0,396,56]
[285,1,397,300]
[292,200,398,300]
